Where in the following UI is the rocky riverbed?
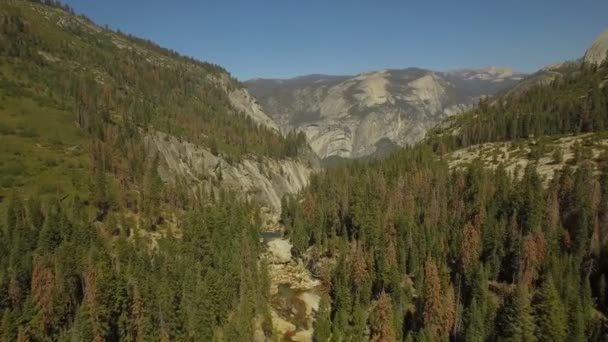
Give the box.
[262,235,321,341]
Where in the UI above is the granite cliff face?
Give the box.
[584,30,608,67]
[208,73,280,131]
[147,132,317,217]
[246,67,524,159]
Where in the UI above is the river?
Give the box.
[261,233,321,342]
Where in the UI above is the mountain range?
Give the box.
[246,30,608,161]
[246,67,525,160]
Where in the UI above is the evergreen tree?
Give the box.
[497,285,536,342]
[369,291,395,342]
[533,274,566,342]
[464,298,485,342]
[314,295,332,342]
[552,146,564,164]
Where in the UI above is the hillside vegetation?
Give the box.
[281,60,608,340]
[446,132,608,181]
[428,61,608,152]
[0,1,285,340]
[0,0,306,198]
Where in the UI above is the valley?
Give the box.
[1,0,608,341]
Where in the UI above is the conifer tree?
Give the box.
[464,298,485,342]
[314,295,332,342]
[497,285,536,342]
[370,291,395,342]
[533,274,566,342]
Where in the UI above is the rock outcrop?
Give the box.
[147,132,317,216]
[209,73,280,131]
[584,30,608,67]
[246,67,524,159]
[503,60,581,97]
[228,87,280,131]
[264,237,320,342]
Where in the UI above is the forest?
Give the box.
[2,0,608,341]
[283,146,608,341]
[0,190,274,341]
[428,62,608,154]
[280,62,608,341]
[0,0,306,162]
[1,1,280,340]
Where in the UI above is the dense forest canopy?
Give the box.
[284,143,608,341]
[0,190,274,340]
[0,1,282,340]
[281,61,608,341]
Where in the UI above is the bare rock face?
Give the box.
[209,73,280,131]
[584,30,608,67]
[228,87,280,131]
[246,67,524,159]
[147,132,317,216]
[503,60,581,97]
[263,237,320,342]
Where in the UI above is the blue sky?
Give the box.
[63,0,608,80]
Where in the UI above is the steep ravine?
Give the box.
[148,131,322,340]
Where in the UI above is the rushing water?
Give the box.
[261,231,283,243]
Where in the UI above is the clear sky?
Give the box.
[62,0,608,81]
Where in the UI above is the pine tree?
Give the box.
[569,298,587,342]
[464,298,485,342]
[370,291,395,342]
[314,295,332,342]
[351,303,368,341]
[497,285,536,342]
[423,258,455,340]
[533,275,566,342]
[552,146,564,164]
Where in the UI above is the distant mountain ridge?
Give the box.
[246,67,525,159]
[584,30,608,66]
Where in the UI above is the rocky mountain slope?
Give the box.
[501,30,608,98]
[148,132,317,219]
[501,60,581,97]
[584,30,608,66]
[426,28,608,186]
[0,0,315,213]
[446,132,608,184]
[246,67,524,159]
